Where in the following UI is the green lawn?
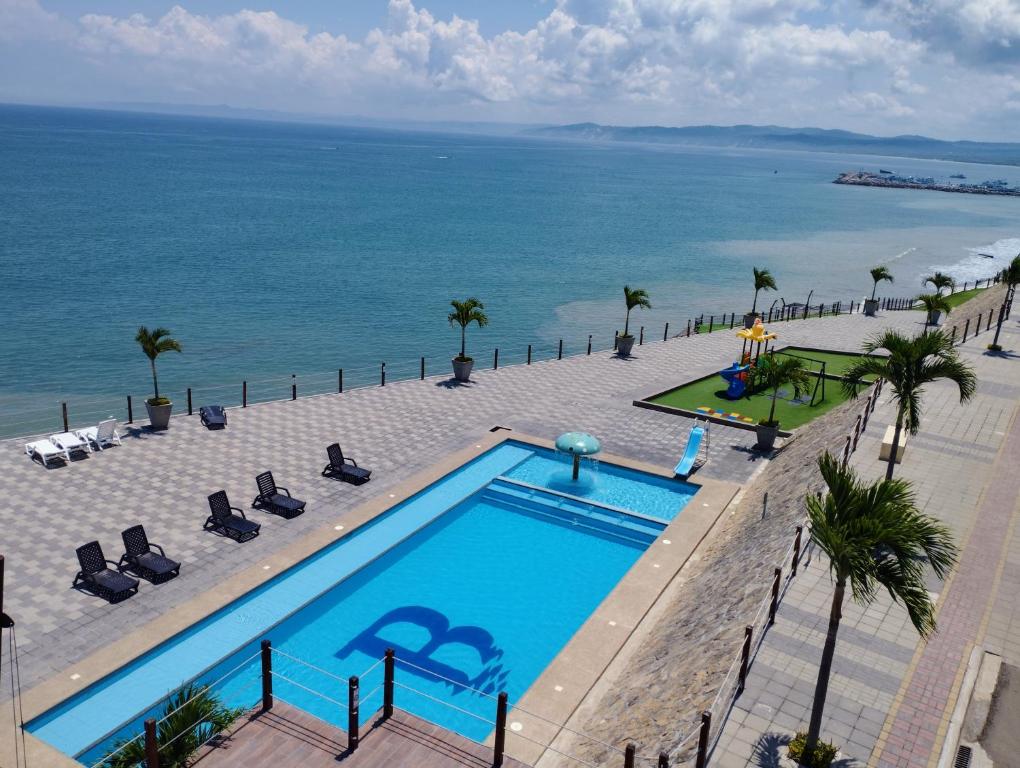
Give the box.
[943,286,987,309]
[647,347,879,430]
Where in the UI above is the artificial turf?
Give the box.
[647,348,878,430]
[943,286,987,309]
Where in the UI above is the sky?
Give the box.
[1,0,1019,140]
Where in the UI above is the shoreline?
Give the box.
[834,171,1020,196]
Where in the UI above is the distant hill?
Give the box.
[526,123,1020,166]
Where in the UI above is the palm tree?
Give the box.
[842,330,976,480]
[990,254,1020,348]
[800,453,957,763]
[751,267,777,314]
[135,326,182,404]
[622,285,651,338]
[757,353,812,426]
[869,266,894,301]
[104,684,244,768]
[917,293,952,328]
[448,298,488,361]
[923,271,954,296]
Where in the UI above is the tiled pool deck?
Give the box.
[714,300,1020,767]
[1,304,1005,767]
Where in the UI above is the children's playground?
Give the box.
[644,318,880,431]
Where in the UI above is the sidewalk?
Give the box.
[712,312,1020,767]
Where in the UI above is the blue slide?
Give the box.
[674,425,706,477]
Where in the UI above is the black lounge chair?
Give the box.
[205,491,261,542]
[119,525,181,583]
[321,443,372,485]
[73,541,139,602]
[252,471,306,518]
[200,405,227,429]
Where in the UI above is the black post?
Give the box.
[803,304,809,320]
[624,743,636,768]
[261,639,273,711]
[494,348,499,370]
[695,711,711,768]
[243,381,248,407]
[291,374,296,401]
[493,691,508,767]
[338,369,343,394]
[708,315,714,333]
[614,330,619,350]
[963,318,970,341]
[738,625,752,694]
[380,362,386,387]
[587,335,592,355]
[527,344,532,365]
[421,357,425,380]
[770,567,781,625]
[144,718,159,768]
[729,312,734,329]
[348,675,360,751]
[664,322,669,341]
[687,319,691,337]
[61,401,68,432]
[127,395,133,424]
[987,309,994,332]
[818,304,823,318]
[639,326,644,345]
[659,753,669,768]
[558,339,563,360]
[792,525,803,576]
[383,648,395,719]
[187,387,193,415]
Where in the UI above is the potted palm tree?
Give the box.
[796,454,957,767]
[136,326,182,431]
[754,352,811,450]
[863,266,893,316]
[617,286,651,357]
[923,271,954,296]
[842,329,975,479]
[746,267,777,327]
[918,292,952,327]
[448,298,488,382]
[989,254,1020,351]
[104,683,244,768]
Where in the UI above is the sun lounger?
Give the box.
[205,491,261,542]
[75,419,122,450]
[73,541,139,602]
[199,405,227,429]
[118,525,180,583]
[50,432,91,457]
[321,443,372,484]
[253,471,306,518]
[25,438,68,466]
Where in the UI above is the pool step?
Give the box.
[482,479,665,545]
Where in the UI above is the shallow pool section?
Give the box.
[29,440,692,765]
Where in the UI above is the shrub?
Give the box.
[787,731,838,768]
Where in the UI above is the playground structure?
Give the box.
[718,318,779,400]
[674,420,710,477]
[719,362,750,399]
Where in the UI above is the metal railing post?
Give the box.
[380,362,386,387]
[291,374,296,401]
[338,369,343,394]
[494,348,499,370]
[127,395,133,424]
[695,711,711,768]
[421,357,425,380]
[61,402,68,432]
[624,743,636,768]
[738,625,752,693]
[659,752,669,768]
[383,648,395,719]
[348,675,360,751]
[527,344,532,364]
[587,335,592,355]
[963,318,970,341]
[614,330,619,350]
[493,691,508,767]
[187,387,192,415]
[261,640,273,711]
[951,327,957,345]
[708,315,714,333]
[558,339,563,360]
[639,326,644,345]
[144,718,159,768]
[687,319,692,336]
[242,380,248,407]
[770,567,781,625]
[664,322,669,341]
[792,525,803,576]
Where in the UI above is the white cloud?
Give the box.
[0,0,68,41]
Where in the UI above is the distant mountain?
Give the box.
[526,123,1020,166]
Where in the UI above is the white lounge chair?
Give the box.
[50,432,92,457]
[25,439,69,466]
[76,419,122,451]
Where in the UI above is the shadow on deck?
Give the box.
[192,703,532,768]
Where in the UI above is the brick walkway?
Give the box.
[712,308,1020,767]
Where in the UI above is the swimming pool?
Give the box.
[28,440,698,765]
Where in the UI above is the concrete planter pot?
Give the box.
[145,401,173,431]
[616,334,636,357]
[927,309,943,326]
[756,422,780,451]
[743,312,759,328]
[452,357,474,382]
[863,298,880,317]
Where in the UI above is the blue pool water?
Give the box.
[29,441,694,764]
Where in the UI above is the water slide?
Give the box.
[674,424,706,477]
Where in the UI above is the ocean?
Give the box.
[1,103,1017,436]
